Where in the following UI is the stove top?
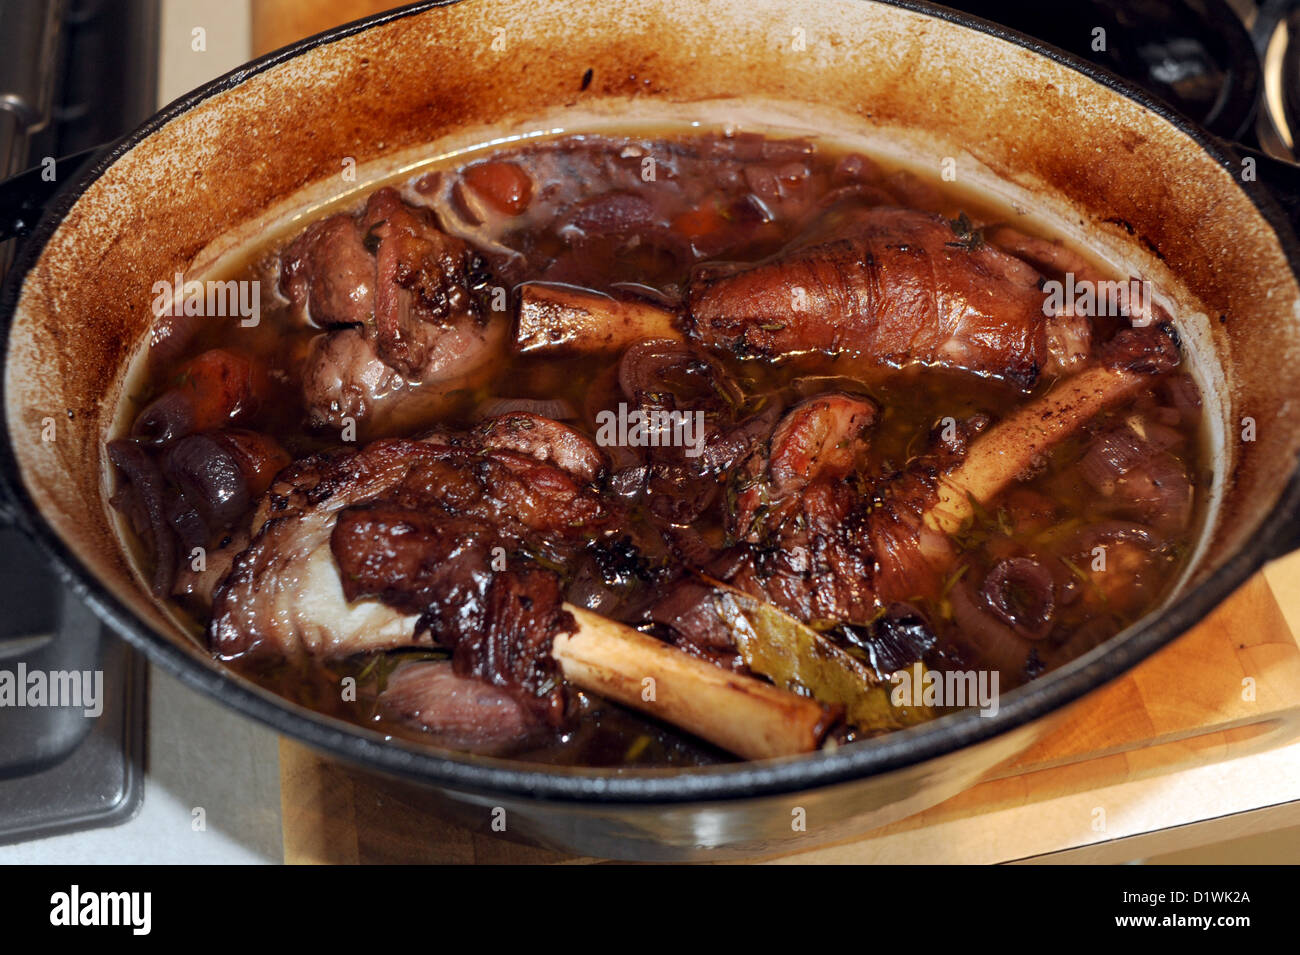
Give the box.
[0,0,158,844]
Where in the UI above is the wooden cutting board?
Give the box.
[251,0,401,55]
[254,0,1300,863]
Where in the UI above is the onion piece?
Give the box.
[618,339,741,411]
[948,581,1033,674]
[980,557,1055,641]
[1078,428,1148,495]
[107,439,177,597]
[162,433,252,532]
[1078,429,1193,531]
[565,563,622,615]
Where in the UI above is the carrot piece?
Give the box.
[462,161,533,216]
[176,349,268,432]
[216,429,291,497]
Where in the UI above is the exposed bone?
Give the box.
[924,363,1154,536]
[514,283,681,355]
[552,605,831,759]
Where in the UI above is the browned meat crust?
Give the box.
[207,425,609,723]
[688,208,1049,386]
[284,187,505,434]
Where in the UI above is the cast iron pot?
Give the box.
[4,0,1300,861]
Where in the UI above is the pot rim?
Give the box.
[3,0,1299,805]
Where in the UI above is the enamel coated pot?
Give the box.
[4,0,1300,861]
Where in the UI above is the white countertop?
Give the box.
[0,665,283,864]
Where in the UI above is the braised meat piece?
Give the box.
[284,187,506,435]
[208,429,606,645]
[361,188,493,376]
[333,504,575,725]
[207,418,609,722]
[330,508,497,616]
[207,442,432,661]
[731,393,876,540]
[280,215,376,329]
[475,411,608,484]
[645,400,967,657]
[728,428,968,628]
[688,207,1049,386]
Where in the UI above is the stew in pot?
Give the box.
[106,129,1204,766]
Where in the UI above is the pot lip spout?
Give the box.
[2,0,1300,804]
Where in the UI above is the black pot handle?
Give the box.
[0,145,104,244]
